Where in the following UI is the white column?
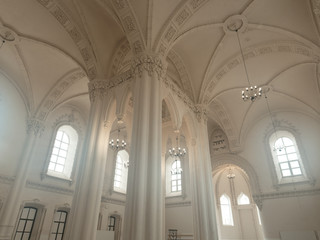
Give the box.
[123,54,166,240]
[0,119,44,240]
[189,108,219,240]
[66,80,112,240]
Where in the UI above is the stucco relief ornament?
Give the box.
[88,80,110,103]
[131,54,167,80]
[27,118,45,136]
[195,105,208,123]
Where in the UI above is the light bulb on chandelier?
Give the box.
[168,131,186,174]
[109,121,127,151]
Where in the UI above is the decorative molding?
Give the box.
[0,174,15,185]
[88,79,110,103]
[155,0,209,57]
[203,40,320,104]
[167,50,194,101]
[194,104,208,123]
[26,117,45,136]
[110,0,145,55]
[36,70,86,121]
[36,0,97,79]
[110,39,131,76]
[101,196,126,206]
[253,188,320,202]
[26,180,74,195]
[165,201,192,208]
[131,54,167,79]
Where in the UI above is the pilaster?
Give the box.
[0,118,44,240]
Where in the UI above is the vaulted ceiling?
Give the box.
[0,0,319,150]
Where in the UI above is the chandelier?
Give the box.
[264,94,285,152]
[168,133,187,159]
[232,26,262,102]
[168,132,186,175]
[109,121,127,151]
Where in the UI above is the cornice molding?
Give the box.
[26,180,74,195]
[0,174,15,185]
[101,196,126,206]
[253,188,320,202]
[165,201,192,208]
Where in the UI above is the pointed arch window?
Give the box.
[269,131,308,184]
[237,193,250,205]
[220,194,234,226]
[47,125,78,180]
[113,150,129,193]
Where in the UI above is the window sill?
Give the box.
[41,172,73,185]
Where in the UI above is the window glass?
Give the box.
[237,193,250,205]
[47,125,78,179]
[171,159,182,192]
[271,132,304,179]
[220,194,234,226]
[50,210,68,240]
[14,207,37,240]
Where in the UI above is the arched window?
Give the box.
[50,210,68,240]
[47,125,78,180]
[14,207,37,240]
[113,150,129,193]
[237,193,250,205]
[220,194,234,226]
[269,131,307,183]
[171,159,182,193]
[14,203,46,240]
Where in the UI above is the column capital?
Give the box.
[195,104,208,124]
[131,53,167,80]
[88,79,109,103]
[26,117,45,136]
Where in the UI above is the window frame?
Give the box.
[49,209,68,240]
[268,130,311,185]
[112,149,129,194]
[165,156,185,198]
[13,203,46,240]
[14,207,37,240]
[42,124,80,183]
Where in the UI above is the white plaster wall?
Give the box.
[165,205,193,237]
[0,73,27,176]
[261,195,320,239]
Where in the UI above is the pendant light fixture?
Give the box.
[231,25,262,102]
[109,120,127,151]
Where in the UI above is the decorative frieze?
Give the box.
[194,105,208,123]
